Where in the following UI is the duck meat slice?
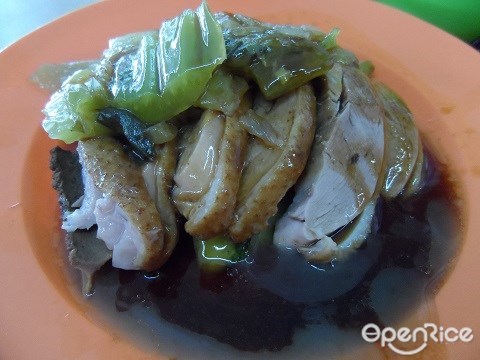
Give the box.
[65,229,112,295]
[142,140,178,261]
[274,64,385,255]
[62,137,170,271]
[402,142,438,198]
[50,147,112,294]
[297,199,379,262]
[374,82,419,198]
[229,84,316,242]
[173,102,248,238]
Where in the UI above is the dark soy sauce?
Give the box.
[87,158,461,360]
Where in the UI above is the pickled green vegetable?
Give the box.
[102,31,155,64]
[145,121,177,144]
[249,193,290,253]
[359,60,375,77]
[194,236,249,272]
[321,28,340,50]
[217,13,336,99]
[97,107,156,162]
[238,109,284,148]
[31,61,99,93]
[328,46,358,67]
[109,33,161,122]
[42,2,226,143]
[42,69,111,144]
[111,1,226,123]
[196,67,249,116]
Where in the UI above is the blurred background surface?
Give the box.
[1,0,479,51]
[0,0,98,50]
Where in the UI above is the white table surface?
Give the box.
[0,0,99,51]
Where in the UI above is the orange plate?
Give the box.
[1,0,480,359]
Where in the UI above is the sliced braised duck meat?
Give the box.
[173,103,248,238]
[297,199,378,262]
[50,147,112,294]
[274,64,385,256]
[62,137,169,271]
[373,81,436,199]
[374,83,419,198]
[65,229,112,295]
[49,147,85,213]
[229,84,316,242]
[402,143,438,198]
[142,141,178,261]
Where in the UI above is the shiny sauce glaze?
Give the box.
[87,152,461,359]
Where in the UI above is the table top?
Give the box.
[0,0,98,51]
[1,0,478,52]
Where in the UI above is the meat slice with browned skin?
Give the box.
[229,84,316,242]
[374,82,419,199]
[50,147,112,294]
[173,103,248,238]
[273,64,385,260]
[142,140,178,263]
[63,137,168,271]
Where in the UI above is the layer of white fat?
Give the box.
[62,162,151,270]
[274,99,383,248]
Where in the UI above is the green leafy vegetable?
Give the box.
[111,1,226,123]
[31,61,99,93]
[238,109,284,148]
[42,69,111,144]
[321,28,340,50]
[194,236,249,272]
[249,192,291,252]
[97,107,156,162]
[42,2,226,143]
[102,31,155,64]
[196,67,249,116]
[359,60,375,77]
[328,46,358,66]
[144,121,177,144]
[216,13,336,99]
